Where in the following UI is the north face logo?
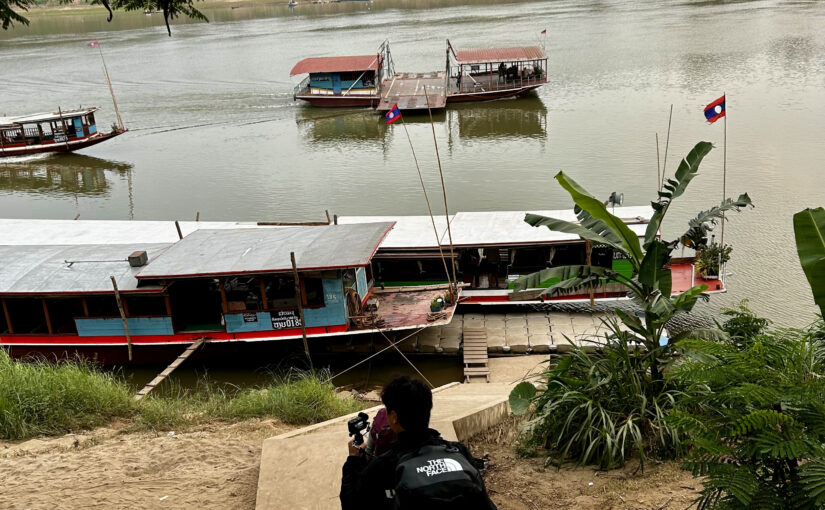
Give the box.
[416,458,463,477]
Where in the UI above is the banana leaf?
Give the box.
[793,207,825,316]
[510,265,613,292]
[644,141,714,247]
[554,172,645,263]
[638,239,673,297]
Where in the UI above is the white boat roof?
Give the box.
[0,107,99,127]
[0,219,266,246]
[0,243,170,296]
[446,206,652,247]
[336,215,452,250]
[137,222,394,279]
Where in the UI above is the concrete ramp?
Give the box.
[255,382,511,510]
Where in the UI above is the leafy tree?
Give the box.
[509,141,753,469]
[0,0,205,36]
[793,207,825,318]
[671,307,825,509]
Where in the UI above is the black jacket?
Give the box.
[340,428,497,510]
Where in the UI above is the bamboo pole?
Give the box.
[2,298,13,334]
[291,252,313,370]
[423,86,458,303]
[399,116,453,294]
[175,220,183,240]
[41,299,54,335]
[720,92,727,284]
[661,104,673,191]
[586,240,594,309]
[110,276,132,362]
[98,45,124,131]
[655,132,661,196]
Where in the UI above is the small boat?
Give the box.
[288,0,298,6]
[0,107,126,158]
[291,51,386,107]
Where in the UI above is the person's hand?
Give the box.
[348,438,364,457]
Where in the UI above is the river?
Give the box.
[1,0,824,333]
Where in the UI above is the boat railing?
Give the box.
[293,76,310,97]
[450,72,547,95]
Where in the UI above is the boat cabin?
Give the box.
[446,42,548,100]
[291,55,385,107]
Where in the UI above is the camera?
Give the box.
[347,412,370,446]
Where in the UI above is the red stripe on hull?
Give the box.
[295,96,379,107]
[0,130,126,158]
[446,85,543,103]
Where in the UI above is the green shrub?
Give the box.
[0,350,134,440]
[718,299,771,346]
[511,319,683,470]
[225,369,361,424]
[672,314,825,509]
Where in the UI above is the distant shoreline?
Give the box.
[26,0,293,16]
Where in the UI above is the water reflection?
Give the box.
[295,108,388,147]
[447,97,547,141]
[0,154,133,198]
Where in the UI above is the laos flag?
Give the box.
[384,104,401,124]
[704,95,725,123]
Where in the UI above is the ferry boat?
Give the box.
[291,40,548,111]
[0,221,458,363]
[0,107,126,158]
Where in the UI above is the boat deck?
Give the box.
[377,72,447,111]
[354,286,456,331]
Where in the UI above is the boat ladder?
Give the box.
[134,339,206,401]
[462,327,489,383]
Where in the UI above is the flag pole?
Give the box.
[661,104,673,191]
[720,92,727,283]
[98,44,124,131]
[397,115,454,293]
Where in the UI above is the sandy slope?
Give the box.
[0,419,292,510]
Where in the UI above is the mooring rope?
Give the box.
[326,327,423,384]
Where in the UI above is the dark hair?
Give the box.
[381,376,432,432]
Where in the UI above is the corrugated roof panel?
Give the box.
[454,46,546,65]
[0,107,99,128]
[136,222,394,279]
[337,215,453,250]
[290,55,381,76]
[0,244,171,295]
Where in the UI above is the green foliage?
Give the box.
[513,318,683,470]
[0,350,133,440]
[671,309,825,509]
[793,207,825,317]
[680,195,753,249]
[509,381,536,416]
[695,242,733,278]
[0,0,32,29]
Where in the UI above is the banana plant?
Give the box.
[513,141,752,382]
[793,207,825,317]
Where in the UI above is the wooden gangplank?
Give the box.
[462,327,489,383]
[134,339,206,401]
[377,72,447,112]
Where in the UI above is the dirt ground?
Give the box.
[0,419,292,510]
[468,419,702,510]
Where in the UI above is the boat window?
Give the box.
[167,279,223,332]
[86,295,121,317]
[47,298,84,334]
[4,298,48,334]
[126,295,168,316]
[301,277,324,308]
[263,276,298,309]
[590,246,613,269]
[225,277,262,311]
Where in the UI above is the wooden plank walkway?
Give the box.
[377,72,447,111]
[462,327,489,382]
[134,339,206,401]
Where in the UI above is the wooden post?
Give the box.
[291,252,313,370]
[110,276,132,362]
[174,220,183,240]
[325,210,331,224]
[195,211,200,222]
[259,278,268,310]
[41,299,53,335]
[164,294,174,331]
[98,44,124,131]
[218,279,228,313]
[2,298,14,334]
[333,214,338,225]
[82,297,89,316]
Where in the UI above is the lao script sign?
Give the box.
[271,309,302,330]
[54,133,68,143]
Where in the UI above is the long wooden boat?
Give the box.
[0,221,458,363]
[0,107,126,158]
[291,54,386,107]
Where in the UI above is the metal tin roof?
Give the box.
[336,215,453,250]
[0,243,170,296]
[0,219,267,246]
[0,107,99,128]
[454,46,546,65]
[446,207,652,247]
[290,55,381,76]
[136,222,395,279]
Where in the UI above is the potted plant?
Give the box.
[430,296,445,312]
[695,242,732,279]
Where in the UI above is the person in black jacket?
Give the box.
[340,376,497,510]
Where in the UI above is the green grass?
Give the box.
[0,350,134,440]
[0,351,362,439]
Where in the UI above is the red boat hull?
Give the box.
[0,130,126,158]
[446,85,542,103]
[295,95,379,108]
